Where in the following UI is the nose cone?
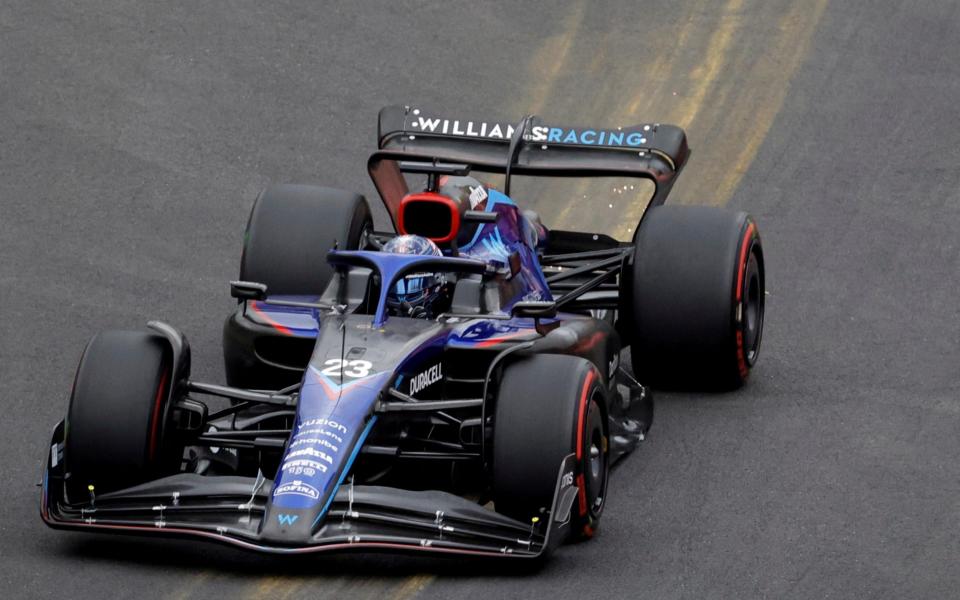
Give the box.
[260,366,387,544]
[259,313,448,544]
[260,485,317,543]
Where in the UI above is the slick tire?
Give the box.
[624,205,764,390]
[65,330,178,499]
[239,184,373,296]
[224,185,372,387]
[493,354,608,541]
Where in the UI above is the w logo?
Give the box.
[277,514,299,526]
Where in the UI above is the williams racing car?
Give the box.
[41,105,765,559]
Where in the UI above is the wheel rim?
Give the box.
[589,437,602,480]
[741,249,764,364]
[583,395,608,515]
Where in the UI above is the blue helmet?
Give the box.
[382,235,447,317]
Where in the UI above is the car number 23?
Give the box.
[320,358,373,378]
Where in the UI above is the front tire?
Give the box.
[65,330,181,499]
[492,354,608,540]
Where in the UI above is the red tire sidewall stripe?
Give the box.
[735,221,756,302]
[147,368,169,463]
[575,368,596,517]
[734,221,757,378]
[575,369,595,460]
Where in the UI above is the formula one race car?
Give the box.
[41,105,765,559]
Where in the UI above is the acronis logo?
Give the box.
[410,115,650,148]
[277,514,299,526]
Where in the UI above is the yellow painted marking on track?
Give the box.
[391,574,434,600]
[623,0,707,119]
[247,575,305,600]
[233,567,432,599]
[169,571,210,600]
[511,0,831,240]
[509,1,590,233]
[524,0,588,116]
[705,0,831,206]
[661,0,831,211]
[242,574,433,600]
[670,0,745,130]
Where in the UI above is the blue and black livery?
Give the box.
[41,105,765,559]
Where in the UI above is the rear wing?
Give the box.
[369,104,690,222]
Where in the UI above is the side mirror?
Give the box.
[230,280,268,301]
[511,300,558,319]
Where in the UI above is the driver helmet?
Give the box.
[382,235,448,318]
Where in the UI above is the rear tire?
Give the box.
[624,205,764,390]
[239,184,372,296]
[492,354,608,540]
[224,185,373,387]
[65,330,180,499]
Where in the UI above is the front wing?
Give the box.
[40,421,579,558]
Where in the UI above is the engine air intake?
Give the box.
[397,192,461,244]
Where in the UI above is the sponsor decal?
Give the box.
[283,451,332,467]
[277,514,299,526]
[281,459,329,477]
[299,418,349,435]
[273,480,320,500]
[530,126,648,147]
[288,439,339,453]
[562,471,575,487]
[412,116,515,139]
[410,115,649,147]
[289,438,343,452]
[294,428,344,444]
[468,185,488,209]
[409,363,443,396]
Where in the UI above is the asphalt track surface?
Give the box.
[2,1,958,598]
